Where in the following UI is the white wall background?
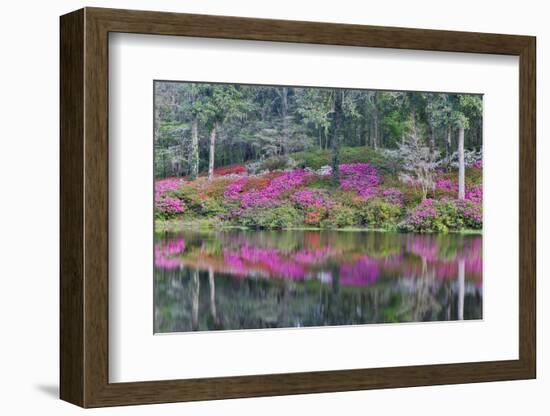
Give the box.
[0,0,546,414]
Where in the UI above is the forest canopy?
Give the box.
[154,82,482,179]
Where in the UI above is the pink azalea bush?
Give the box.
[339,163,380,199]
[223,176,248,200]
[435,178,456,192]
[291,189,332,209]
[400,198,482,232]
[465,185,482,204]
[155,178,186,217]
[472,160,483,169]
[436,179,482,204]
[153,151,482,231]
[238,169,312,209]
[155,196,185,215]
[380,187,403,205]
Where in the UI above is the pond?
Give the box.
[154,229,482,333]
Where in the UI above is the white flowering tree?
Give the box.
[390,127,441,200]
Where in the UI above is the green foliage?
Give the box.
[169,186,203,213]
[401,186,424,207]
[323,206,359,228]
[435,201,464,230]
[465,166,482,185]
[305,175,333,190]
[291,146,391,172]
[358,198,402,228]
[201,199,226,217]
[398,199,481,233]
[238,204,302,229]
[203,178,232,199]
[255,155,298,172]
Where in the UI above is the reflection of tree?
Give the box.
[191,270,200,331]
[154,230,483,332]
[400,257,441,322]
[457,259,465,320]
[208,267,219,326]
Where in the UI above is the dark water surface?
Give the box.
[154,229,482,333]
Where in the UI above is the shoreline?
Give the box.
[155,218,482,235]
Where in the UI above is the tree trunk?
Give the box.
[428,123,435,151]
[445,126,451,160]
[281,87,289,155]
[373,114,379,150]
[331,91,343,187]
[458,126,465,199]
[208,123,217,181]
[190,117,199,179]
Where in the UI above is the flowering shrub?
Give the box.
[202,177,232,199]
[223,176,248,200]
[238,204,302,229]
[455,200,482,229]
[154,152,482,231]
[358,197,402,228]
[380,188,403,205]
[291,189,332,209]
[400,199,446,232]
[435,178,457,192]
[155,196,185,217]
[436,178,482,204]
[323,206,358,228]
[465,185,482,204]
[171,185,204,213]
[400,198,482,232]
[472,160,483,169]
[213,164,246,176]
[239,169,312,209]
[155,178,186,218]
[304,210,323,226]
[339,163,380,199]
[155,177,184,197]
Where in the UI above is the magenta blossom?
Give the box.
[239,169,312,208]
[339,163,380,199]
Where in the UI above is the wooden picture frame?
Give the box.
[60,7,536,408]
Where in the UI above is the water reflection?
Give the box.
[154,230,482,332]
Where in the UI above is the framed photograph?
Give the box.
[60,7,536,408]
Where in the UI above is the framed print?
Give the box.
[60,7,536,408]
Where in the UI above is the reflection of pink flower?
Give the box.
[294,248,335,264]
[157,231,482,288]
[340,256,380,286]
[155,238,185,269]
[403,234,482,280]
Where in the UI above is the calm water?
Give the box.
[154,229,482,333]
